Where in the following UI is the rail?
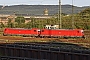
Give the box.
[0,43,90,54]
[0,43,90,60]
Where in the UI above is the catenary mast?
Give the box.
[58,0,62,29]
[58,0,74,29]
[72,0,74,29]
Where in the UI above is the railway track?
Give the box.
[0,42,90,54]
[84,30,90,39]
[0,56,45,60]
[0,43,90,60]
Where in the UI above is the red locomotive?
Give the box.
[3,28,40,37]
[40,29,84,38]
[3,28,84,38]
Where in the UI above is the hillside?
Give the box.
[0,5,90,15]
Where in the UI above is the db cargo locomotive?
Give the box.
[3,28,84,38]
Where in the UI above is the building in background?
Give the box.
[0,15,15,25]
[44,8,48,16]
[0,8,56,25]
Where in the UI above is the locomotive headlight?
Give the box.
[81,30,84,33]
[38,29,40,32]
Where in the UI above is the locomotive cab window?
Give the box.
[77,31,79,33]
[48,27,49,29]
[34,30,36,32]
[42,30,44,32]
[5,29,7,31]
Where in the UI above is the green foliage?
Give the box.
[15,16,25,24]
[7,19,14,28]
[8,18,12,23]
[79,8,90,15]
[8,23,13,28]
[24,22,32,28]
[0,23,4,28]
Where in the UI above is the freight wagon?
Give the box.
[3,28,84,38]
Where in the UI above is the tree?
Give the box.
[15,16,25,28]
[25,22,32,28]
[0,23,4,28]
[8,23,14,28]
[15,16,25,24]
[7,18,12,28]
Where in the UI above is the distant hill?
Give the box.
[0,5,90,15]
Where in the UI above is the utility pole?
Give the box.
[58,0,62,29]
[72,0,74,29]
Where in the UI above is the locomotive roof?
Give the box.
[6,28,38,30]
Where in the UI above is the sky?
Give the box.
[0,0,90,7]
